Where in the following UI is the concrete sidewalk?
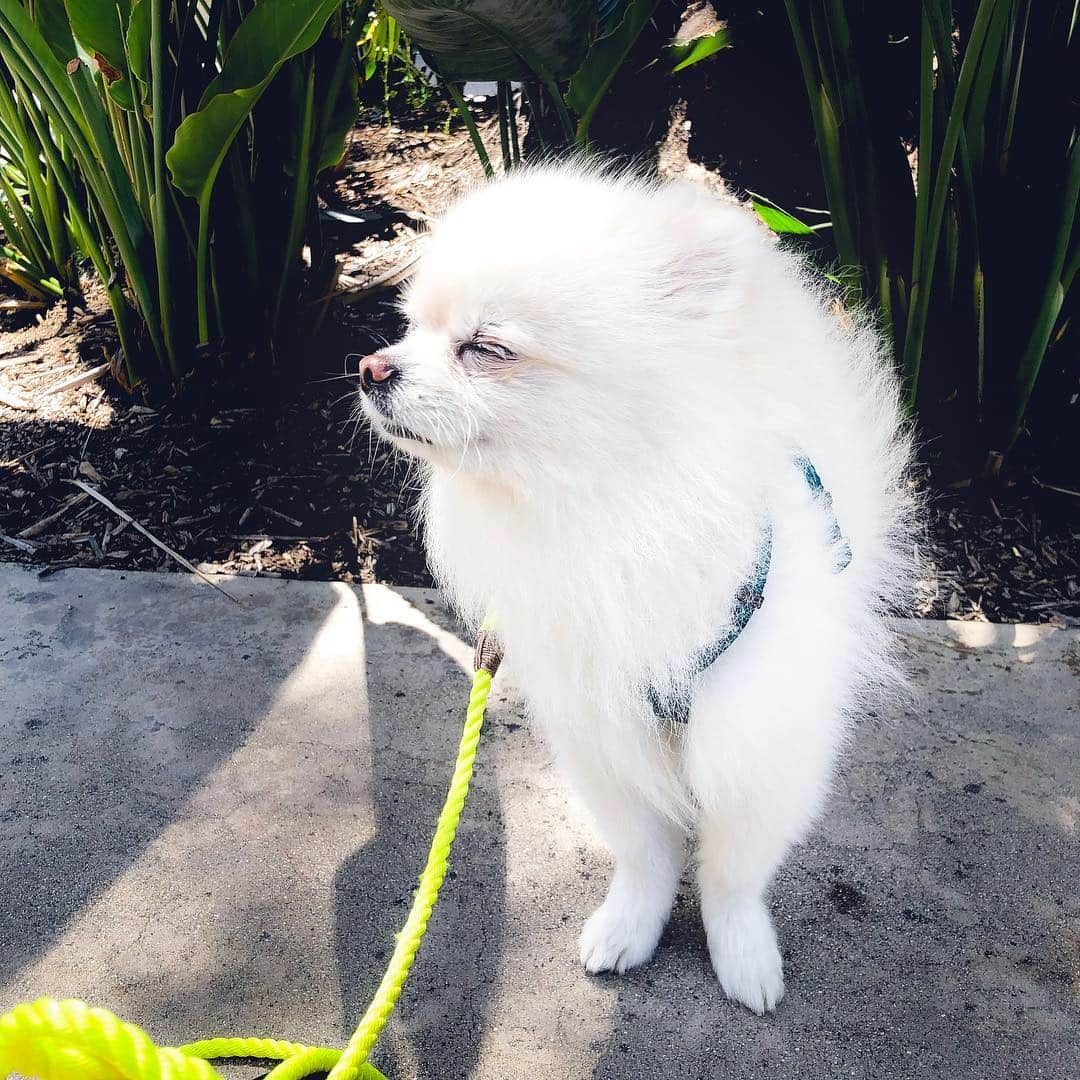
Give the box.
[1,563,1077,1079]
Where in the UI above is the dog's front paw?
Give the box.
[705,899,785,1014]
[579,895,664,975]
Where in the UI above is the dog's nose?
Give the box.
[359,353,399,392]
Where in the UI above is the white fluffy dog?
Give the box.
[357,163,913,1014]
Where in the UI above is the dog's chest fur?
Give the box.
[423,466,765,723]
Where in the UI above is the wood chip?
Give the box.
[263,505,303,527]
[0,384,36,411]
[78,460,105,484]
[0,532,39,554]
[37,561,81,578]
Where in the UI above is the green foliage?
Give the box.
[664,26,731,72]
[0,49,78,300]
[0,0,363,391]
[358,7,434,115]
[165,0,342,342]
[783,0,1078,454]
[566,0,658,145]
[749,193,817,237]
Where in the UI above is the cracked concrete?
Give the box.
[1,564,1077,1079]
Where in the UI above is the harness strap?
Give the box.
[795,455,853,572]
[647,524,772,724]
[649,457,850,725]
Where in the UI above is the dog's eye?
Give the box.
[456,333,517,369]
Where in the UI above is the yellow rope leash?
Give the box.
[0,659,498,1080]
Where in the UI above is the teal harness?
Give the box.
[648,457,852,725]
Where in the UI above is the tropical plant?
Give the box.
[783,0,1078,457]
[0,0,363,392]
[357,5,433,116]
[0,63,78,301]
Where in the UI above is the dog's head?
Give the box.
[357,164,760,484]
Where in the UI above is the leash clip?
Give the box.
[474,627,503,676]
[734,585,765,610]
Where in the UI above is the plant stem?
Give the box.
[522,82,550,151]
[782,1,859,274]
[151,0,179,375]
[273,58,316,329]
[496,81,512,173]
[1006,130,1079,447]
[901,0,1002,408]
[506,85,520,165]
[442,80,493,177]
[195,192,212,345]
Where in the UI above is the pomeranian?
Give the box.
[357,163,913,1013]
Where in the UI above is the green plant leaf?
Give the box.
[125,0,150,101]
[166,0,342,342]
[665,27,730,73]
[381,0,593,81]
[168,0,342,200]
[63,0,136,108]
[63,0,130,64]
[750,195,816,235]
[318,62,359,172]
[34,0,76,62]
[565,0,659,141]
[1008,130,1080,447]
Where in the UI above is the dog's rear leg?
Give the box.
[697,807,790,1014]
[687,606,844,1013]
[557,747,685,975]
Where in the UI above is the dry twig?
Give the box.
[65,479,240,603]
[0,532,38,554]
[337,252,421,305]
[0,299,45,313]
[17,491,88,538]
[43,362,110,397]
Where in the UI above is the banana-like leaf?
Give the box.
[167,0,342,343]
[63,0,136,108]
[381,0,593,81]
[665,27,731,73]
[124,0,150,103]
[318,68,359,172]
[167,0,342,201]
[565,0,658,139]
[34,0,76,62]
[62,0,130,62]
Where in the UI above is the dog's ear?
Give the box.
[658,242,736,306]
[658,225,758,318]
[651,187,758,316]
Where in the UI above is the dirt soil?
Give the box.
[1,106,1078,625]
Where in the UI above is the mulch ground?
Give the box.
[1,109,1078,625]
